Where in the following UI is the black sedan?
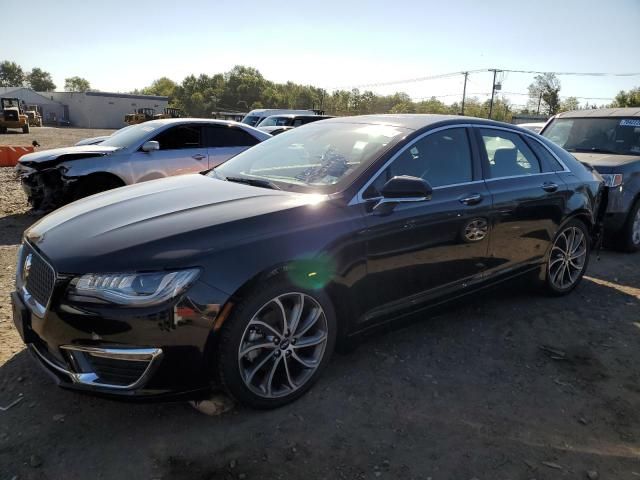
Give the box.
[12,115,604,408]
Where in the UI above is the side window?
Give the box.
[365,128,473,198]
[152,125,202,150]
[526,137,565,172]
[480,129,541,178]
[207,126,259,148]
[292,118,304,127]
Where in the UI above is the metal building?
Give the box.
[0,87,67,125]
[0,87,169,129]
[47,91,168,129]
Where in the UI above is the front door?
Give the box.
[359,127,493,325]
[130,124,209,182]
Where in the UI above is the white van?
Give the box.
[241,109,317,127]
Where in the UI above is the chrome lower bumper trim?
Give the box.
[30,343,163,390]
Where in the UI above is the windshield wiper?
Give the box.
[224,176,281,190]
[567,147,620,155]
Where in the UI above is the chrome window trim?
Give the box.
[478,125,571,173]
[349,124,478,206]
[484,171,559,182]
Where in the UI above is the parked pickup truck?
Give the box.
[541,107,640,252]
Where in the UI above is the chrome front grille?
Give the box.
[21,243,56,309]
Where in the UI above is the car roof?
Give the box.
[139,117,271,139]
[555,107,640,118]
[319,114,528,131]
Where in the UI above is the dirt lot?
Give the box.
[0,128,639,479]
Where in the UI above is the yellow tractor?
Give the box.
[26,105,43,127]
[153,107,184,120]
[124,107,156,125]
[0,98,29,134]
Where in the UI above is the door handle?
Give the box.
[542,182,559,192]
[459,193,483,206]
[192,154,206,161]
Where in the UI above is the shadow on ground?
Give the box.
[0,212,43,246]
[1,270,639,479]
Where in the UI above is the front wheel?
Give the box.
[544,219,590,295]
[22,123,30,134]
[217,280,336,409]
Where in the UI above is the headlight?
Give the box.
[600,173,623,188]
[68,269,200,307]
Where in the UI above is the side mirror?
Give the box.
[373,175,432,215]
[142,140,159,152]
[380,175,432,199]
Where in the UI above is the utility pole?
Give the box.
[488,69,500,119]
[461,72,468,115]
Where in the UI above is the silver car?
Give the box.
[16,118,271,210]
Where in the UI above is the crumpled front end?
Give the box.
[16,164,78,211]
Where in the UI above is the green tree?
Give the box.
[559,96,580,112]
[141,77,177,98]
[612,87,640,107]
[64,76,91,92]
[26,67,56,91]
[527,73,561,115]
[0,60,25,87]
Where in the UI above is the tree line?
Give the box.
[0,60,91,92]
[2,59,639,117]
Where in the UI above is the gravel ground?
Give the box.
[0,129,639,479]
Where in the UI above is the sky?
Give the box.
[4,0,640,108]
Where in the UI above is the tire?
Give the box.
[617,200,640,253]
[544,219,591,296]
[217,278,337,409]
[73,175,124,201]
[0,126,7,134]
[22,124,29,134]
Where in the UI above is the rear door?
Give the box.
[129,124,208,182]
[205,125,261,168]
[475,127,568,276]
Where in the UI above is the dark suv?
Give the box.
[541,108,640,251]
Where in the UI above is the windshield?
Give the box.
[242,115,262,127]
[543,118,640,155]
[211,121,408,193]
[259,116,292,127]
[100,121,162,148]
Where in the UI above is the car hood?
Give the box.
[25,174,328,273]
[18,145,120,166]
[75,136,110,146]
[571,152,640,172]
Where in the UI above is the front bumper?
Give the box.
[602,185,635,234]
[11,274,229,399]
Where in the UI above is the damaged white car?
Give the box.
[15,118,270,210]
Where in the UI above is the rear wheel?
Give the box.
[544,219,590,295]
[218,279,336,409]
[617,200,640,253]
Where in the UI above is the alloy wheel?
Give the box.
[548,226,587,290]
[238,292,328,399]
[464,218,488,242]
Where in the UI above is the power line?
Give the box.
[500,69,640,77]
[327,69,485,90]
[327,68,640,92]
